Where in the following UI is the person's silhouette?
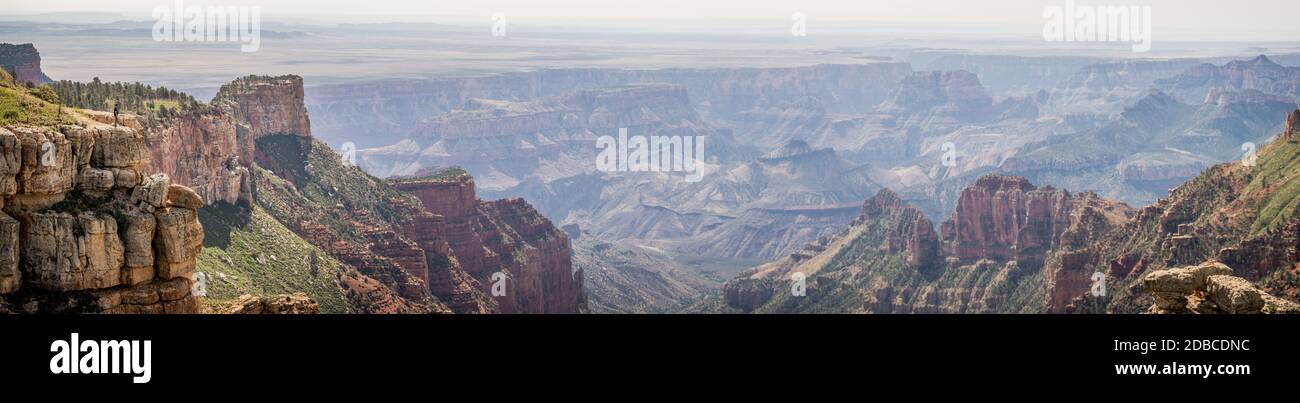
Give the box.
[112,102,119,127]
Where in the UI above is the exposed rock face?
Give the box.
[861,189,940,270]
[1,123,204,314]
[213,75,312,140]
[719,174,1133,314]
[934,175,1134,312]
[939,175,1131,269]
[1287,109,1300,137]
[0,212,19,294]
[0,43,53,85]
[145,112,250,206]
[1143,262,1299,314]
[394,172,587,314]
[225,293,320,314]
[145,75,311,208]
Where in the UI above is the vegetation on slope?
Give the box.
[197,203,354,313]
[251,134,448,310]
[0,68,77,126]
[1244,138,1300,236]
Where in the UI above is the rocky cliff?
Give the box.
[2,121,204,313]
[393,170,587,314]
[717,174,1129,313]
[128,74,496,314]
[213,75,312,141]
[0,43,52,85]
[939,175,1132,270]
[144,112,250,206]
[714,111,1300,314]
[144,75,313,208]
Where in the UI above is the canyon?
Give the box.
[7,34,1300,314]
[300,51,1300,313]
[712,110,1300,314]
[1,51,586,314]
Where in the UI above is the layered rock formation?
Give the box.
[0,43,53,85]
[308,62,912,149]
[1155,55,1300,104]
[875,70,1037,131]
[145,112,250,206]
[393,170,587,314]
[145,75,312,208]
[362,83,724,185]
[939,175,1131,270]
[1143,262,1299,314]
[719,174,1131,313]
[251,135,467,314]
[722,189,946,312]
[213,75,312,141]
[1,123,204,313]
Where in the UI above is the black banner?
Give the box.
[1,315,1292,392]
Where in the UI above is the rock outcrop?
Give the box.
[223,293,320,314]
[1143,262,1300,314]
[146,75,311,208]
[145,112,250,206]
[0,43,53,85]
[394,170,587,314]
[720,174,1132,314]
[213,75,312,141]
[940,175,1131,269]
[1287,109,1300,138]
[1,123,204,313]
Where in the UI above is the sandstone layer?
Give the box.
[394,171,587,314]
[2,123,204,313]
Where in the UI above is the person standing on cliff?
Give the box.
[112,100,120,127]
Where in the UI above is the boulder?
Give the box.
[1205,275,1265,314]
[1144,262,1296,314]
[78,167,115,192]
[1142,262,1232,295]
[165,184,204,209]
[131,173,170,209]
[112,167,139,188]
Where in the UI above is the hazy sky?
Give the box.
[4,0,1300,41]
